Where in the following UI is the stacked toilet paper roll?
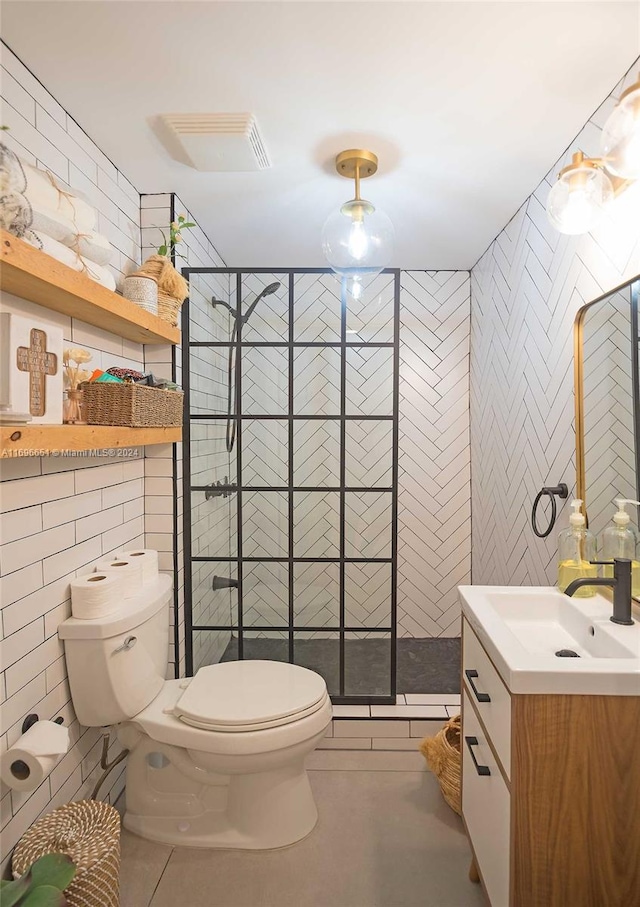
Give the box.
[70,572,124,620]
[0,721,69,792]
[95,556,144,600]
[119,549,159,585]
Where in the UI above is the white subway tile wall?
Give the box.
[471,62,640,586]
[0,43,145,872]
[0,44,141,291]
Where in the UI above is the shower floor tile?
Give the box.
[219,636,461,695]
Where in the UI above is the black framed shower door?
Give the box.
[181,268,400,704]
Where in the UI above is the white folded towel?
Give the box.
[71,230,113,266]
[22,160,95,232]
[27,231,117,292]
[30,204,77,244]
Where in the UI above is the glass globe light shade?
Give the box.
[601,83,640,180]
[546,163,614,235]
[322,199,394,277]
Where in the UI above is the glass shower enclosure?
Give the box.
[181,268,399,703]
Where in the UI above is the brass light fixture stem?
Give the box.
[354,162,361,201]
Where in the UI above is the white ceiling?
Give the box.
[2,2,639,269]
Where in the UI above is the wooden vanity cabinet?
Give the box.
[461,618,640,907]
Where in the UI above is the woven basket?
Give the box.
[83,383,183,427]
[419,714,461,815]
[12,800,120,907]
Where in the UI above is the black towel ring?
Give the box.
[531,483,569,538]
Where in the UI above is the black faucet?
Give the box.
[564,558,634,626]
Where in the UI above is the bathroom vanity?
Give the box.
[459,586,640,907]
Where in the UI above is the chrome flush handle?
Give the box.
[114,635,137,653]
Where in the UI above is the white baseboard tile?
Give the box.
[330,705,371,718]
[370,705,448,719]
[404,693,461,706]
[318,737,372,750]
[333,719,410,738]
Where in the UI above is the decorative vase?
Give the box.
[63,387,86,425]
[130,255,189,327]
[123,275,158,315]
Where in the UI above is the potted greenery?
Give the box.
[1,853,76,906]
[130,214,196,325]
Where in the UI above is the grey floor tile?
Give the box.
[119,827,173,907]
[144,770,484,907]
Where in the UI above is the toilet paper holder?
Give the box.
[22,713,65,734]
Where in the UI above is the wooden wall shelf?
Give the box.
[1,424,181,455]
[0,230,180,346]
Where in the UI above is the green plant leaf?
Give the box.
[157,244,168,256]
[0,874,32,907]
[182,222,196,228]
[20,885,67,907]
[29,855,75,892]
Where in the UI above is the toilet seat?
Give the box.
[173,660,328,732]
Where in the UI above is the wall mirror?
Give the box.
[575,275,640,542]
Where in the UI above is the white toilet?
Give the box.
[59,575,332,849]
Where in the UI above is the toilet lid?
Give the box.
[173,660,328,732]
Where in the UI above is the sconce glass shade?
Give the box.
[322,199,394,277]
[546,162,614,235]
[601,82,640,180]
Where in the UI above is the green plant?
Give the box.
[0,854,76,907]
[157,213,196,259]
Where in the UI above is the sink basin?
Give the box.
[459,586,640,695]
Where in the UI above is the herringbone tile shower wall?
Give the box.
[470,62,640,587]
[398,272,471,637]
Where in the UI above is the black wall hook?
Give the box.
[531,483,569,538]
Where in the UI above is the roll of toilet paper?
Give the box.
[119,548,159,585]
[95,556,144,599]
[70,571,124,619]
[0,721,70,792]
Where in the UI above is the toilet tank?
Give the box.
[58,574,172,727]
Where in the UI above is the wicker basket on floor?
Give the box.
[419,714,462,815]
[12,800,121,907]
[83,382,183,427]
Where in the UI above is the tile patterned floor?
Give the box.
[221,638,461,696]
[118,752,484,907]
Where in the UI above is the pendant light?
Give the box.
[322,150,394,278]
[601,72,640,180]
[546,151,614,235]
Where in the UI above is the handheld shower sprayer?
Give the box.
[210,281,282,453]
[211,281,281,325]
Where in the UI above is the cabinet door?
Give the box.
[463,619,511,776]
[462,691,510,907]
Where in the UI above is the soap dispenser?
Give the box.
[557,499,597,597]
[601,499,640,596]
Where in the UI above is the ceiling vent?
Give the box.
[160,113,271,171]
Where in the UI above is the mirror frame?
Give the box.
[574,273,640,524]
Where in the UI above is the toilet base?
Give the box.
[122,735,320,849]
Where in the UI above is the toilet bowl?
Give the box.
[59,575,332,850]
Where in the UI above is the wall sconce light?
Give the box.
[322,149,394,279]
[547,72,640,235]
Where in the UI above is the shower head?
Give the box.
[211,281,281,324]
[242,281,281,324]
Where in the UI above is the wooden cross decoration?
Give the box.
[16,328,58,417]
